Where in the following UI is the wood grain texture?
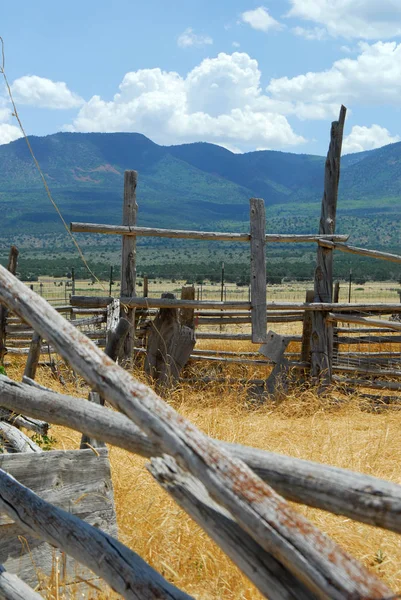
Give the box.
[120,171,138,359]
[311,106,346,385]
[149,455,313,600]
[0,451,191,599]
[328,312,401,332]
[318,240,401,264]
[145,294,195,387]
[71,296,401,313]
[3,377,401,535]
[250,198,267,343]
[23,332,42,380]
[0,268,393,598]
[0,422,42,453]
[301,290,315,365]
[0,565,42,600]
[70,222,349,243]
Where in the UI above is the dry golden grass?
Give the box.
[6,344,401,599]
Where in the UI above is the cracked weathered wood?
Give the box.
[0,565,42,600]
[0,422,42,453]
[145,294,195,387]
[105,317,130,362]
[4,378,401,538]
[0,460,192,600]
[311,106,346,386]
[0,268,393,598]
[0,407,48,435]
[70,222,349,243]
[250,198,267,343]
[328,312,401,332]
[318,239,401,264]
[301,290,314,365]
[0,449,116,591]
[80,392,107,450]
[180,286,195,329]
[23,332,42,380]
[148,455,313,600]
[70,295,401,312]
[120,171,138,360]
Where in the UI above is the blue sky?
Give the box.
[1,0,401,154]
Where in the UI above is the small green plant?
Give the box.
[374,549,386,564]
[0,365,6,376]
[31,433,57,451]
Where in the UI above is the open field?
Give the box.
[5,337,401,599]
[27,276,401,305]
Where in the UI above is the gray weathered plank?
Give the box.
[0,468,191,600]
[0,451,191,599]
[250,198,267,343]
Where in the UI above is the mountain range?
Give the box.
[0,132,400,249]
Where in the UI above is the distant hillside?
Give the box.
[0,132,400,249]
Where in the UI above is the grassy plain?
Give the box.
[5,332,401,599]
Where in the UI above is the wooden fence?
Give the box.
[1,265,401,598]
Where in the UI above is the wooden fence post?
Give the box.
[0,246,19,366]
[180,286,195,328]
[311,106,346,386]
[120,171,138,362]
[250,198,266,343]
[301,290,314,365]
[24,332,42,380]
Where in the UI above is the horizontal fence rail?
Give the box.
[0,264,395,599]
[70,222,350,243]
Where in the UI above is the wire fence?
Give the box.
[26,277,401,306]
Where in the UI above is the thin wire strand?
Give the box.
[0,36,106,292]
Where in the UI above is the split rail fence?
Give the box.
[65,105,401,396]
[2,265,401,598]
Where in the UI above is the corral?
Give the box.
[0,106,401,599]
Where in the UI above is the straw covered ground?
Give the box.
[5,342,401,599]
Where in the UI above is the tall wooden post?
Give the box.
[0,246,19,365]
[301,290,314,365]
[120,171,138,361]
[250,198,267,343]
[311,106,346,386]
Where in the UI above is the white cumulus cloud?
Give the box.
[69,52,306,152]
[287,0,401,39]
[11,75,83,109]
[343,124,400,153]
[241,6,282,32]
[292,26,327,40]
[0,103,22,145]
[267,41,401,110]
[177,28,213,48]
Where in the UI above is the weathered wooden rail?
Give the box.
[0,265,399,598]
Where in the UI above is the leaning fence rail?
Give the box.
[0,263,399,598]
